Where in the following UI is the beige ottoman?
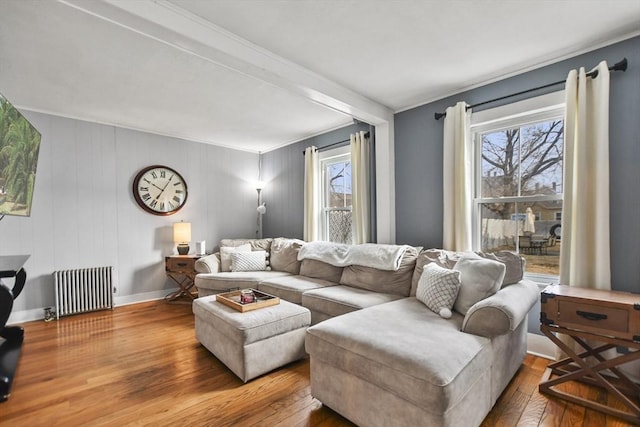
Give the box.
[193,295,311,382]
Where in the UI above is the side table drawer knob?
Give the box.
[177,262,188,267]
[576,310,608,321]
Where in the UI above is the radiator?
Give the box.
[54,266,114,319]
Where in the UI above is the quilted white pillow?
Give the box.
[416,262,461,319]
[219,244,251,272]
[453,256,506,315]
[230,251,267,272]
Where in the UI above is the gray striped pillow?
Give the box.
[230,251,267,272]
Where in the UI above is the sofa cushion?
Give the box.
[410,248,466,296]
[257,275,336,305]
[220,238,273,253]
[411,249,525,296]
[453,256,505,315]
[195,271,292,296]
[475,251,525,286]
[299,259,344,283]
[270,237,305,274]
[302,285,404,318]
[220,244,252,272]
[416,263,461,318]
[230,251,267,272]
[305,298,491,414]
[339,246,419,296]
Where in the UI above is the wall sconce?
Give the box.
[173,221,191,255]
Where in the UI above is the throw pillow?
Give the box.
[416,263,461,319]
[270,237,305,274]
[453,256,506,315]
[475,250,525,286]
[230,251,267,272]
[410,248,466,296]
[219,244,252,272]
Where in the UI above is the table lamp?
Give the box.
[173,221,191,255]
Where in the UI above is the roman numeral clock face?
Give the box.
[133,165,188,215]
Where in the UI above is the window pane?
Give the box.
[327,209,352,244]
[480,202,560,276]
[481,127,520,198]
[326,161,351,208]
[520,120,563,196]
[481,119,563,198]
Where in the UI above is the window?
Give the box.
[471,92,564,278]
[319,146,353,243]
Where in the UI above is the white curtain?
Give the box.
[442,101,472,252]
[351,131,370,244]
[303,146,319,242]
[560,61,611,290]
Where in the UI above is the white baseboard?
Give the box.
[7,307,46,325]
[7,288,178,325]
[113,289,177,307]
[527,332,555,360]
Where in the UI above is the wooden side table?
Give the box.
[539,284,640,423]
[165,254,202,302]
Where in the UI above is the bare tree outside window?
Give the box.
[323,159,353,243]
[477,118,564,276]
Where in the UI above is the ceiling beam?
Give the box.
[58,0,396,243]
[58,0,394,126]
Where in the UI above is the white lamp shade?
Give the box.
[173,222,192,243]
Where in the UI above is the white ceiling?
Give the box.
[1,0,639,153]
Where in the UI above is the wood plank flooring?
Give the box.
[0,300,636,426]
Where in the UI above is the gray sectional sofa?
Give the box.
[193,237,539,427]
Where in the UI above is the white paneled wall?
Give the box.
[2,111,258,322]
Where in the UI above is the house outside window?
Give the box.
[319,146,353,243]
[471,92,564,279]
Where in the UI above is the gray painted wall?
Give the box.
[394,37,640,334]
[395,36,640,295]
[261,122,370,239]
[3,111,258,320]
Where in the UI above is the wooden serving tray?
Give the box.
[216,289,280,312]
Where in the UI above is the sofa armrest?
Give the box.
[195,253,221,274]
[461,280,539,338]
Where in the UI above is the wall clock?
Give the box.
[132,165,188,215]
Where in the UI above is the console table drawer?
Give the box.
[166,256,196,273]
[541,284,640,341]
[558,300,628,334]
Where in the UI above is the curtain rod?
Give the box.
[302,131,370,155]
[434,57,628,120]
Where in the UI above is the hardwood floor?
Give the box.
[0,300,636,426]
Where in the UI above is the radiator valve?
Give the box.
[43,307,56,322]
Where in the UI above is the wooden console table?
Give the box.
[540,284,640,424]
[164,254,202,302]
[0,255,29,402]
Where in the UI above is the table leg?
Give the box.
[539,325,640,423]
[166,272,197,302]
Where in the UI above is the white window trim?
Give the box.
[471,91,565,284]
